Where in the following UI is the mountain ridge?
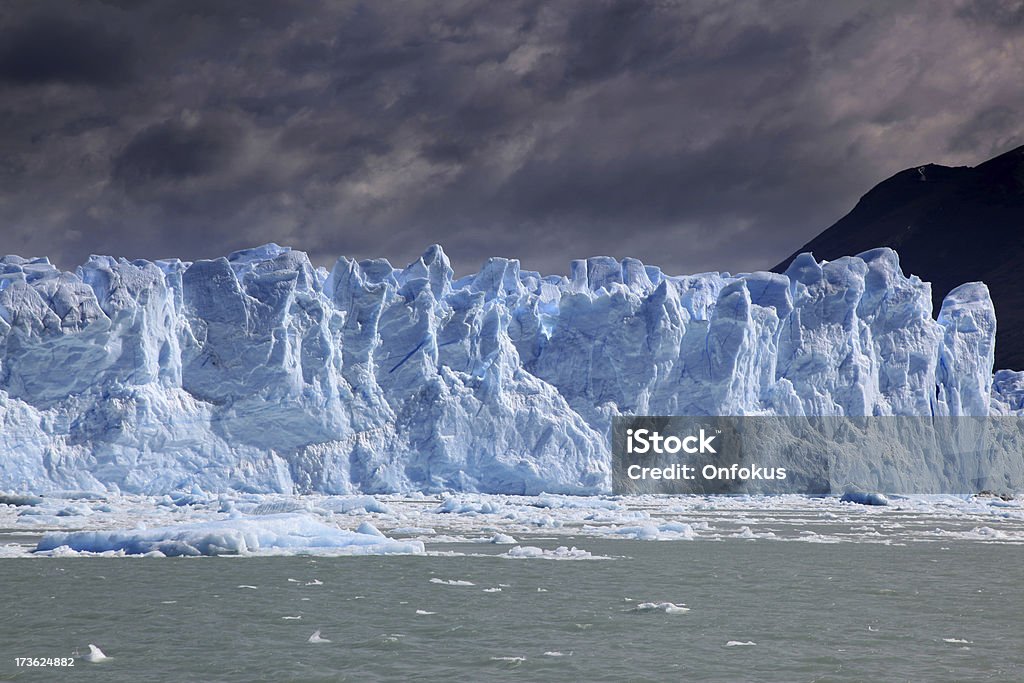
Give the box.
[774,144,1024,370]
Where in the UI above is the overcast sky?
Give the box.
[1,1,1022,276]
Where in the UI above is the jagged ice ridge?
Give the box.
[1,244,1021,494]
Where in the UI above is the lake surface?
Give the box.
[2,534,1022,682]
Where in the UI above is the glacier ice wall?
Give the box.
[0,244,1020,494]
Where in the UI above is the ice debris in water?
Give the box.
[613,522,697,540]
[0,245,1019,496]
[85,645,108,662]
[489,533,517,544]
[33,513,423,557]
[503,545,602,560]
[631,602,690,614]
[429,578,475,586]
[841,489,890,506]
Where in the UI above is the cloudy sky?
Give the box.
[1,0,1022,276]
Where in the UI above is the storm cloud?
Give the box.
[1,0,1022,276]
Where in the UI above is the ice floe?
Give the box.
[2,491,1023,560]
[631,602,689,614]
[33,513,424,557]
[504,545,605,560]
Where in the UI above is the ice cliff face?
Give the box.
[0,244,1020,494]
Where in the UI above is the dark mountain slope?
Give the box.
[774,145,1024,370]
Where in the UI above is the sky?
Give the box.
[1,0,1023,277]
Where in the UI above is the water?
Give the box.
[2,538,1022,682]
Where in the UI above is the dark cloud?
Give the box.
[113,118,240,188]
[0,0,1022,276]
[0,15,135,85]
[955,0,1024,27]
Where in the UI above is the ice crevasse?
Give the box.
[0,243,1021,494]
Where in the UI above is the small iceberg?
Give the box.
[34,513,424,557]
[612,522,696,541]
[430,578,475,586]
[504,545,604,560]
[489,533,517,544]
[631,602,689,614]
[85,644,109,662]
[840,489,889,506]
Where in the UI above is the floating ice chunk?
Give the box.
[612,522,696,540]
[34,513,424,557]
[49,491,105,500]
[841,490,889,506]
[489,533,517,544]
[429,578,475,586]
[504,545,601,560]
[529,515,561,528]
[0,493,42,506]
[56,505,93,517]
[308,630,330,643]
[725,641,756,647]
[251,500,308,515]
[436,497,503,514]
[85,644,108,662]
[390,527,436,535]
[0,544,28,558]
[320,496,394,515]
[632,602,689,614]
[930,526,1023,542]
[356,521,385,537]
[530,495,623,510]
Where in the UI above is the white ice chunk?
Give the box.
[34,513,423,557]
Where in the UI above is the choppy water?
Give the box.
[2,537,1022,682]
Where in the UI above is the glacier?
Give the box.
[0,243,1022,495]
